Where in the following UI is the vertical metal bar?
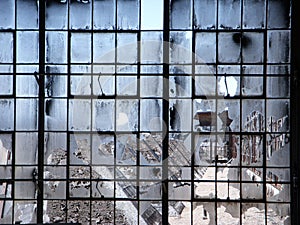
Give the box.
[12,1,17,221]
[290,0,299,224]
[162,0,170,224]
[114,1,118,224]
[215,0,219,224]
[137,1,141,224]
[66,1,71,221]
[37,0,45,223]
[263,1,268,222]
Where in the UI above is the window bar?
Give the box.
[162,0,170,224]
[291,0,300,224]
[37,0,46,223]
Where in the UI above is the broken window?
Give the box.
[0,0,295,224]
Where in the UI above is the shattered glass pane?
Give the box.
[0,134,12,165]
[92,181,114,198]
[16,99,38,131]
[218,76,240,97]
[193,202,215,224]
[193,99,216,132]
[243,0,265,28]
[242,100,265,132]
[0,200,12,224]
[69,134,91,165]
[115,201,138,224]
[0,32,13,63]
[46,31,67,64]
[267,182,290,202]
[91,201,115,224]
[14,201,37,224]
[217,100,240,132]
[43,200,66,223]
[0,1,15,29]
[266,168,290,183]
[218,0,241,29]
[140,133,162,165]
[0,99,14,131]
[170,0,192,29]
[141,0,163,30]
[194,0,216,29]
[46,0,68,29]
[69,166,91,197]
[67,201,90,224]
[92,135,114,165]
[94,0,115,30]
[17,31,39,63]
[44,132,67,165]
[216,202,240,223]
[93,33,115,63]
[92,100,115,131]
[195,32,216,63]
[115,166,130,179]
[191,178,212,197]
[168,133,191,166]
[70,1,91,29]
[267,31,290,63]
[140,182,161,200]
[267,204,290,224]
[15,133,38,165]
[117,0,139,30]
[71,33,91,63]
[241,136,264,166]
[17,0,38,29]
[116,134,137,165]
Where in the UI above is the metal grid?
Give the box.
[0,0,297,224]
